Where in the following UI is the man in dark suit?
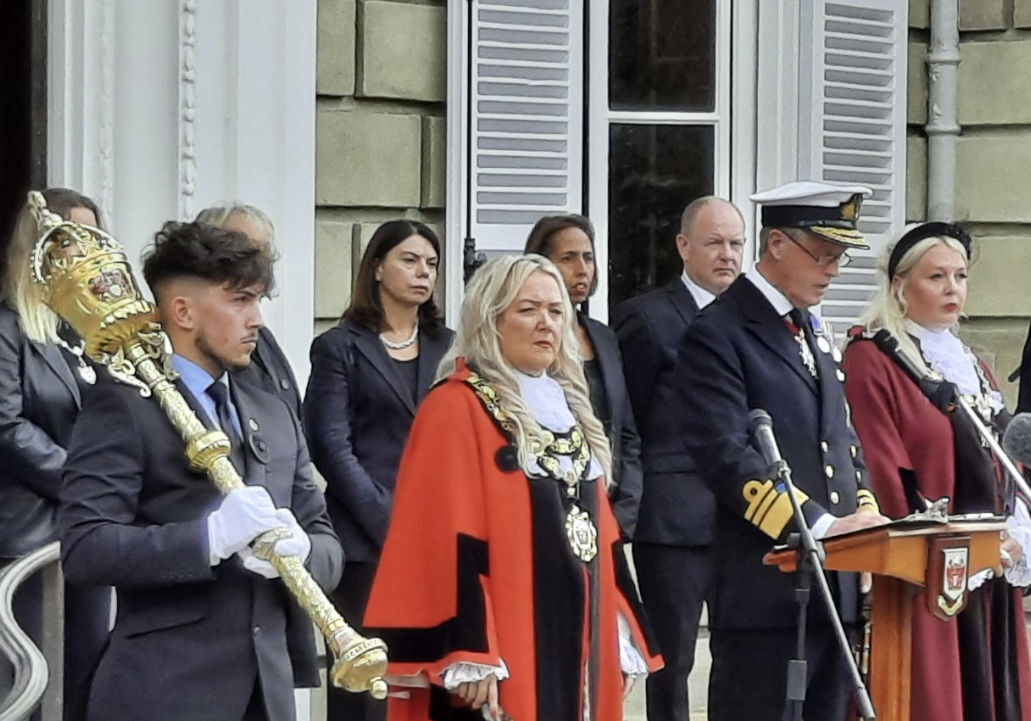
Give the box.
[194,203,303,418]
[675,182,888,721]
[611,196,744,721]
[61,221,343,721]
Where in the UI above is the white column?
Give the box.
[48,0,318,386]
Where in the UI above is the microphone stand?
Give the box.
[772,456,877,721]
[955,395,1031,502]
[871,328,1031,501]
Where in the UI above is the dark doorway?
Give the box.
[0,1,47,244]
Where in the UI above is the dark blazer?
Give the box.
[579,313,643,539]
[674,276,874,630]
[61,371,342,721]
[234,326,302,420]
[0,304,83,557]
[611,278,715,546]
[303,320,453,562]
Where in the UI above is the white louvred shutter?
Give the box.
[798,0,907,328]
[454,0,584,260]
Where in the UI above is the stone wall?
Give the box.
[909,0,1031,405]
[315,0,447,331]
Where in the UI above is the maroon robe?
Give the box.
[842,336,1031,721]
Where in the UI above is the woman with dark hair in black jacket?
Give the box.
[303,219,453,721]
[525,214,643,538]
[0,189,111,721]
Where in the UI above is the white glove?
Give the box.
[206,486,281,566]
[238,508,312,579]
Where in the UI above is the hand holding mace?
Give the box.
[28,192,388,698]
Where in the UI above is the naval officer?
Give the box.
[672,181,888,721]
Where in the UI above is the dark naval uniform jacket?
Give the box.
[674,274,878,630]
[61,366,343,721]
[612,277,714,546]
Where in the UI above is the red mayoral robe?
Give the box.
[843,337,1031,721]
[363,363,661,721]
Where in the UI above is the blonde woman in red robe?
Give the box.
[363,254,661,721]
[842,222,1031,721]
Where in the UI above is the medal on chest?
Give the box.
[536,428,599,563]
[565,503,598,563]
[793,329,818,379]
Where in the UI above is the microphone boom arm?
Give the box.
[955,395,1031,502]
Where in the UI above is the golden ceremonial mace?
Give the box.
[28,192,388,699]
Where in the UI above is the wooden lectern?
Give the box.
[765,519,1005,721]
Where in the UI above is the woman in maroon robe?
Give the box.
[842,222,1031,721]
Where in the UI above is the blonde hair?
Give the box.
[857,233,970,371]
[437,255,613,484]
[3,189,104,344]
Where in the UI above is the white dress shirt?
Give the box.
[681,270,716,310]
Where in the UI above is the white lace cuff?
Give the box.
[1006,500,1031,587]
[618,612,648,678]
[968,568,994,591]
[441,660,510,691]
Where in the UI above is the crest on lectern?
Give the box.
[928,537,970,619]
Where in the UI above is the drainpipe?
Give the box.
[925,0,960,222]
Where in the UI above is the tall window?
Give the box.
[589,0,731,314]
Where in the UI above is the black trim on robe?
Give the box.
[529,475,592,720]
[611,538,662,657]
[428,687,481,721]
[369,534,490,662]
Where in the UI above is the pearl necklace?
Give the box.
[379,324,419,350]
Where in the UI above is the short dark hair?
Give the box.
[343,219,443,334]
[142,221,275,302]
[523,214,598,296]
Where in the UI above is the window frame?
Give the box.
[586,0,755,322]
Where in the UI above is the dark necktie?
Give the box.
[787,308,818,379]
[207,380,246,473]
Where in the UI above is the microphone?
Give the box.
[748,408,784,466]
[870,330,958,413]
[1002,413,1031,467]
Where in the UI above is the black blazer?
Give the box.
[611,278,715,546]
[0,305,85,557]
[233,326,302,419]
[61,371,342,720]
[612,278,699,427]
[674,276,873,630]
[579,313,642,539]
[303,320,453,562]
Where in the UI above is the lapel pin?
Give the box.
[248,418,259,432]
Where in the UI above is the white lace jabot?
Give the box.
[516,371,577,431]
[905,320,1003,412]
[515,371,603,480]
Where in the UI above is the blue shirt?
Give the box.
[171,354,243,438]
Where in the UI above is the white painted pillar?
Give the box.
[47,0,317,386]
